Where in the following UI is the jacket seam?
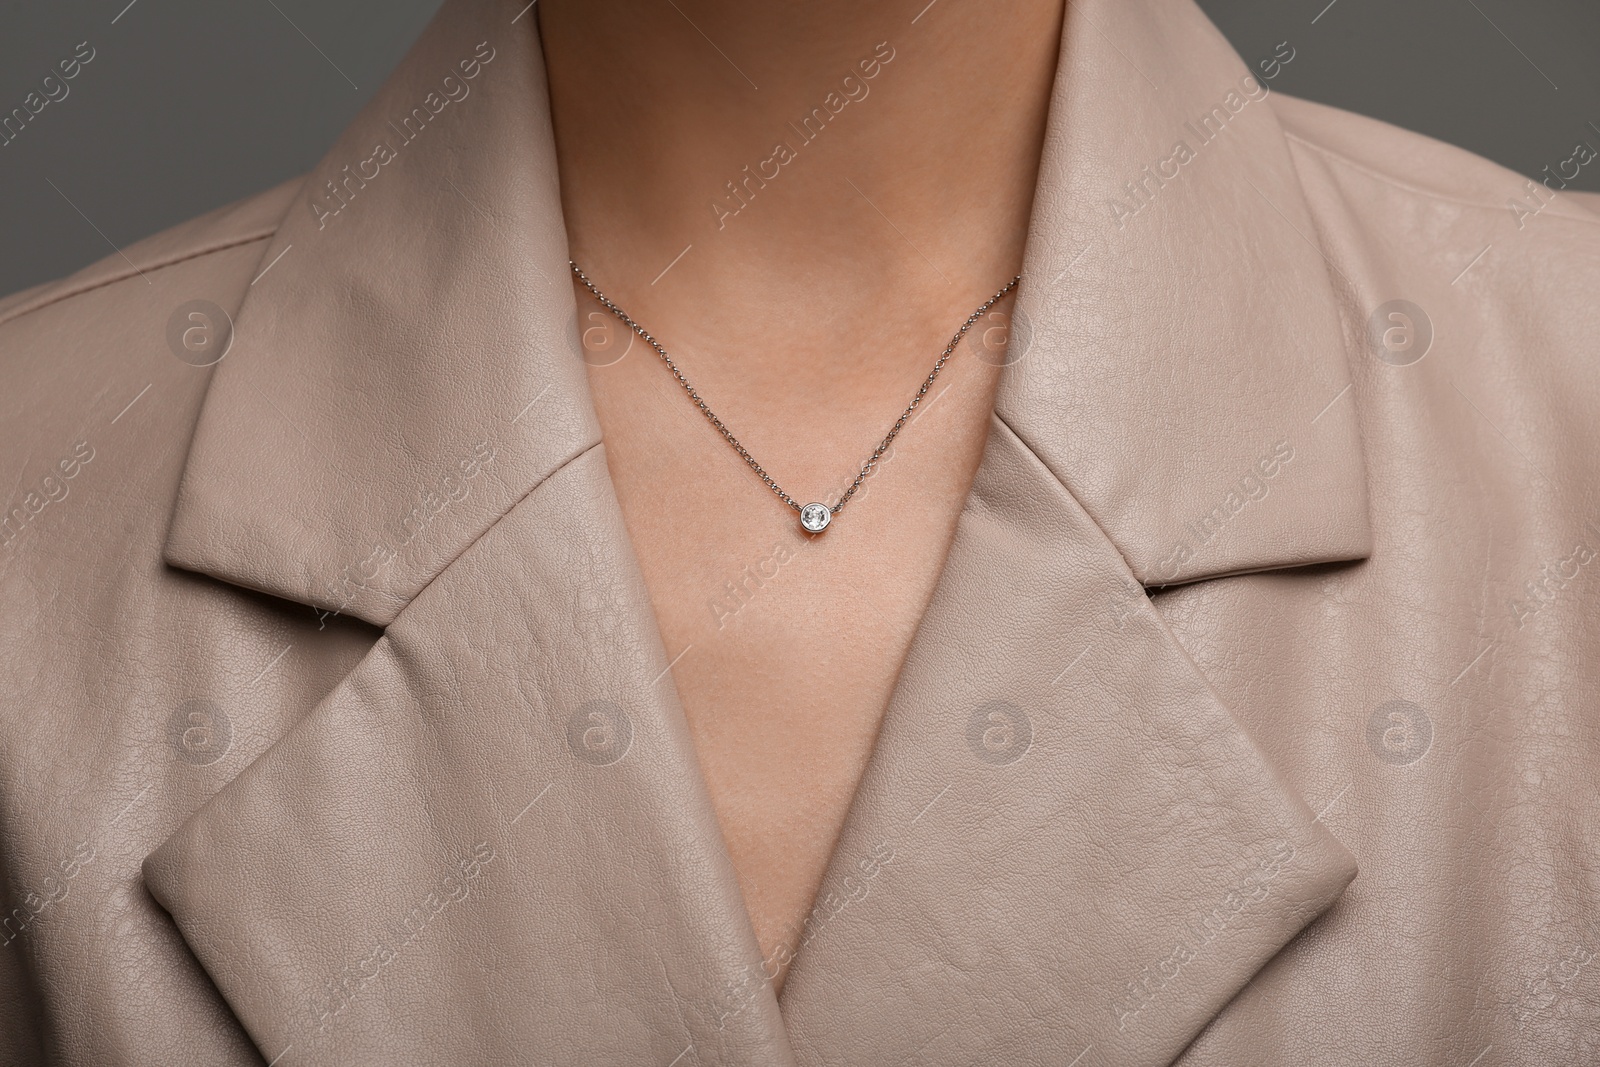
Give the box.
[380,436,606,628]
[989,408,1151,587]
[1281,129,1600,229]
[989,408,1371,591]
[0,228,280,331]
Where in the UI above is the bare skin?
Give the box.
[537,0,1064,988]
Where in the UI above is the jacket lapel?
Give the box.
[147,446,796,1065]
[781,0,1367,1061]
[776,418,1356,1067]
[1003,0,1370,587]
[149,2,794,1063]
[146,0,1369,1063]
[160,0,587,629]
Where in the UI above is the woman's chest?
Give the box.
[584,343,1004,979]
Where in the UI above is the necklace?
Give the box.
[570,261,1021,534]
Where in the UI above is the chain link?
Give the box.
[570,261,1021,518]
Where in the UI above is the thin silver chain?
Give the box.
[569,261,1021,518]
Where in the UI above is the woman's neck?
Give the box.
[537,0,1065,353]
[537,6,1067,977]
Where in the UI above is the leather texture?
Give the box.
[2,0,1597,1063]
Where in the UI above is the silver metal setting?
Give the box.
[570,262,1021,530]
[799,503,831,534]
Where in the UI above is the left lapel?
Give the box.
[159,0,589,629]
[144,1,798,1062]
[778,0,1368,1062]
[146,446,798,1066]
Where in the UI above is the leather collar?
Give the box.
[161,0,1369,623]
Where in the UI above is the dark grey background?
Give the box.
[1,0,1596,298]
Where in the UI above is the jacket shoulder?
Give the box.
[0,176,304,562]
[0,175,304,328]
[1268,91,1600,225]
[1267,92,1600,492]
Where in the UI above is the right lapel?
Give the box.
[775,0,1369,1058]
[775,418,1356,1066]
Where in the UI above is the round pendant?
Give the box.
[800,502,832,533]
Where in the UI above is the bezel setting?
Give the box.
[799,502,832,533]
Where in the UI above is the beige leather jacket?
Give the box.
[2,0,1597,1063]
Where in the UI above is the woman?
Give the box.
[0,0,1596,1063]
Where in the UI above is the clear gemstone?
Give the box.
[800,503,831,533]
